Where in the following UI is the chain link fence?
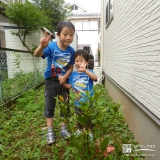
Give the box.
[0,47,46,107]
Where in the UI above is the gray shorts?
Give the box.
[44,77,69,118]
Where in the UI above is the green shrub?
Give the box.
[0,70,43,105]
[0,85,144,160]
[55,85,144,160]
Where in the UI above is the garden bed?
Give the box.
[0,85,144,160]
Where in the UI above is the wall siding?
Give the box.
[5,29,46,78]
[5,29,41,50]
[103,0,160,118]
[0,31,5,47]
[0,15,9,47]
[0,14,9,23]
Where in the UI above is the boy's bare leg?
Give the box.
[46,118,55,144]
[47,118,53,132]
[47,118,53,127]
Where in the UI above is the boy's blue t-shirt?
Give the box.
[42,41,75,78]
[68,70,95,107]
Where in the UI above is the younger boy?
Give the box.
[62,49,97,136]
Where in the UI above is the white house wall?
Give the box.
[0,15,9,47]
[76,31,99,55]
[5,29,41,50]
[0,30,5,47]
[5,29,46,78]
[102,0,160,118]
[70,19,99,56]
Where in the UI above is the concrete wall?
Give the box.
[104,76,160,160]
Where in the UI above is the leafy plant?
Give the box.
[31,0,72,32]
[0,85,144,159]
[55,85,145,160]
[3,0,49,52]
[98,49,100,60]
[0,70,43,105]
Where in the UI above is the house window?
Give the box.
[106,4,109,26]
[75,22,82,30]
[106,0,113,27]
[83,21,90,30]
[74,21,98,31]
[110,0,113,19]
[72,5,78,10]
[90,21,98,30]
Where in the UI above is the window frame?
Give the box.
[74,21,98,31]
[105,0,114,28]
[89,21,98,30]
[74,21,83,30]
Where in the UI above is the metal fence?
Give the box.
[0,47,46,106]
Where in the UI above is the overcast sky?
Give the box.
[65,0,101,13]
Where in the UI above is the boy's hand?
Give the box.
[58,76,66,84]
[77,58,87,72]
[40,31,52,49]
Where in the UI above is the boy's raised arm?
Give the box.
[34,31,52,57]
[77,61,97,82]
[84,69,97,82]
[34,45,44,57]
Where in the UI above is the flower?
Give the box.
[103,145,115,157]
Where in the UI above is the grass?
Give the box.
[0,87,54,159]
[0,85,144,160]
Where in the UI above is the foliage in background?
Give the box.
[31,0,72,32]
[0,85,144,159]
[0,70,43,106]
[56,85,144,160]
[98,49,100,60]
[2,0,49,52]
[0,50,45,106]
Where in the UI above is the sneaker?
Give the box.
[74,129,83,136]
[60,129,71,140]
[46,132,55,145]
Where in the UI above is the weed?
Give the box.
[0,85,144,160]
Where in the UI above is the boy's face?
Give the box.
[75,55,88,70]
[57,27,74,49]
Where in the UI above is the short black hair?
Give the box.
[57,21,75,35]
[74,49,89,62]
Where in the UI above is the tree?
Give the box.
[31,0,72,33]
[3,0,50,52]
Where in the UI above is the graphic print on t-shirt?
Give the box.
[72,75,89,100]
[51,50,71,76]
